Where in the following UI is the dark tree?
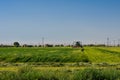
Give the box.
[13,42,20,47]
[75,41,83,48]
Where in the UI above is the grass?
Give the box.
[0,65,120,80]
[0,47,89,62]
[0,47,120,63]
[0,47,120,80]
[83,47,120,63]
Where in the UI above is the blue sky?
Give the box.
[0,0,120,45]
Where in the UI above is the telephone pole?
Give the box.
[107,37,109,47]
[113,40,115,47]
[118,39,120,47]
[42,37,44,47]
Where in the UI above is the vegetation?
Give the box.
[0,47,90,62]
[0,47,120,80]
[0,66,120,80]
[0,47,120,63]
[13,42,20,47]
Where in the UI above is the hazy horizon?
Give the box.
[0,0,120,45]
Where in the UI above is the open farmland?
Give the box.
[0,47,120,80]
[0,47,120,63]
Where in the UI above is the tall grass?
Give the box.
[1,47,120,63]
[0,47,120,80]
[0,47,90,62]
[84,47,120,63]
[74,68,120,80]
[0,66,120,80]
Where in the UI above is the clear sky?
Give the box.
[0,0,120,45]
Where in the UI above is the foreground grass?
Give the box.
[0,66,120,80]
[0,47,120,80]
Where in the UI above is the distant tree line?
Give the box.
[83,44,120,47]
[84,44,106,47]
[0,42,70,47]
[0,44,14,47]
[0,42,120,47]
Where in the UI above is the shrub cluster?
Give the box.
[0,66,120,80]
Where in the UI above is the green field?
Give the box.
[0,47,120,63]
[0,47,120,80]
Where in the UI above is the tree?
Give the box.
[14,42,20,47]
[75,41,83,48]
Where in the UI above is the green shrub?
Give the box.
[0,67,120,80]
[0,71,18,80]
[74,68,120,80]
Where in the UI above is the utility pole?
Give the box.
[107,37,109,47]
[118,39,120,47]
[113,40,115,47]
[42,37,44,47]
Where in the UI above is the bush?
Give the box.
[0,71,18,80]
[74,68,120,80]
[0,67,120,80]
